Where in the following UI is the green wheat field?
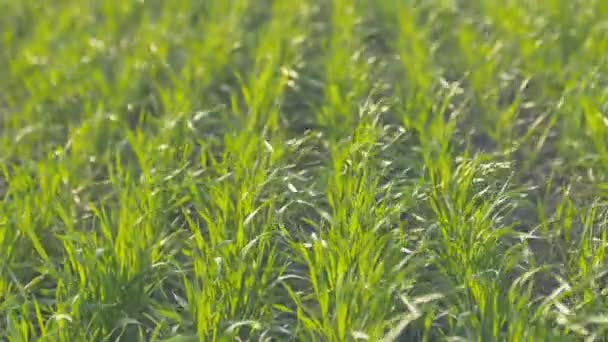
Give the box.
[2,1,608,341]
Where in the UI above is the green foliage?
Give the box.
[2,0,608,341]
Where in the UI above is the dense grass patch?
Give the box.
[2,1,608,341]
